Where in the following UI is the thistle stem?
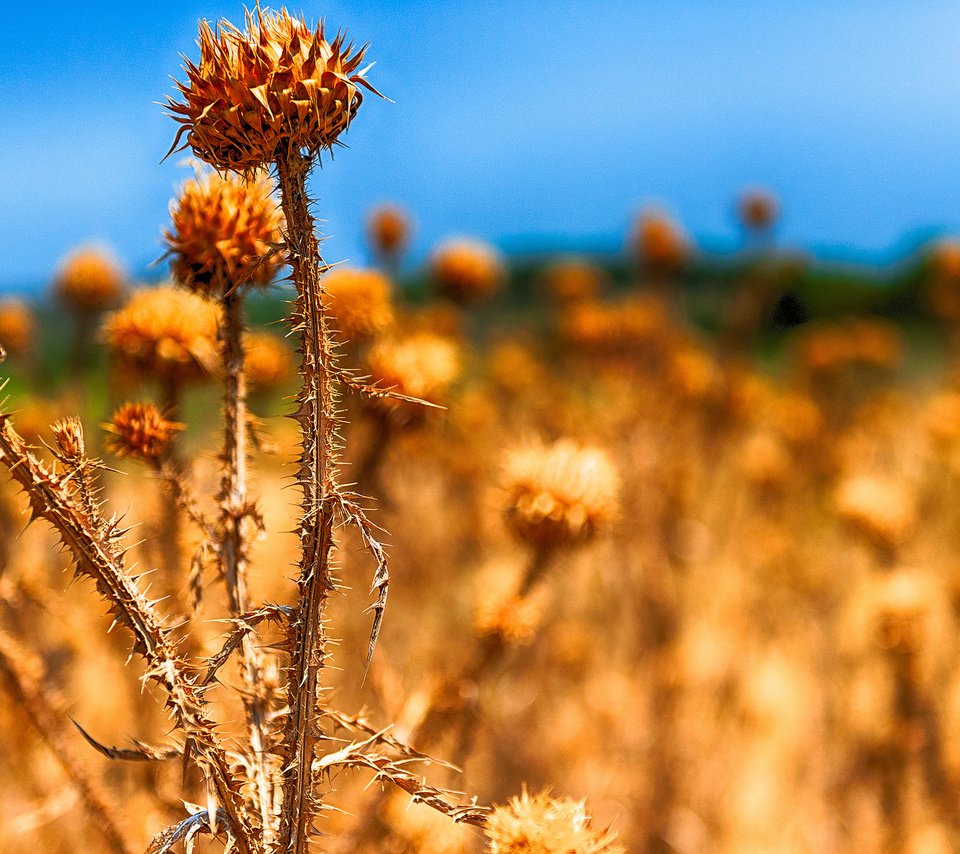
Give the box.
[219,289,273,846]
[275,148,340,854]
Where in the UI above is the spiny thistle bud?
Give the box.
[485,789,624,854]
[321,267,394,342]
[738,188,779,233]
[430,238,505,303]
[502,439,619,549]
[101,286,219,383]
[834,474,916,553]
[541,258,605,305]
[363,333,460,415]
[630,209,688,275]
[0,298,34,356]
[165,168,284,296]
[366,203,411,259]
[168,8,379,171]
[51,417,85,461]
[244,331,295,390]
[53,245,125,313]
[104,403,183,462]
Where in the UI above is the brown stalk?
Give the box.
[0,415,258,852]
[274,145,341,853]
[0,625,134,854]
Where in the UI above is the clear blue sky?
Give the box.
[2,1,960,290]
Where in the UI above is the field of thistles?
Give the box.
[2,6,960,854]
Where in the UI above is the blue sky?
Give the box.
[2,1,960,290]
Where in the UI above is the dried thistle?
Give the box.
[53,245,125,314]
[321,267,395,343]
[244,331,295,391]
[366,203,411,263]
[0,298,35,357]
[431,239,506,304]
[104,403,183,463]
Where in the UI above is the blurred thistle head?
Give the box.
[502,439,619,550]
[0,298,34,357]
[430,238,506,304]
[485,788,624,854]
[104,403,184,463]
[168,8,379,171]
[366,203,411,259]
[739,430,791,492]
[473,560,546,647]
[363,332,460,417]
[321,267,394,342]
[873,569,932,654]
[244,331,295,390]
[738,188,780,233]
[834,473,916,554]
[50,417,85,461]
[53,245,125,313]
[630,208,688,275]
[165,167,284,296]
[557,295,672,357]
[541,258,606,305]
[101,285,219,384]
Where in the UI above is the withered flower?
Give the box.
[363,333,460,415]
[738,188,780,233]
[630,209,688,274]
[366,204,411,259]
[0,299,34,356]
[104,403,184,463]
[321,267,394,342]
[51,417,85,461]
[244,331,295,390]
[430,238,505,303]
[53,245,125,313]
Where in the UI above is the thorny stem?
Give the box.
[0,626,134,854]
[220,289,274,845]
[275,147,340,854]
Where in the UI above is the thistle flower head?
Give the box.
[0,298,34,356]
[630,209,688,274]
[366,203,411,258]
[485,789,624,854]
[321,267,394,342]
[738,188,779,233]
[51,417,85,461]
[168,8,378,170]
[541,258,605,305]
[430,238,505,303]
[473,561,545,646]
[363,332,460,416]
[502,439,619,549]
[104,403,184,462]
[53,245,125,313]
[101,285,219,383]
[165,168,284,296]
[244,331,295,389]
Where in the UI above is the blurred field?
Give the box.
[5,201,960,853]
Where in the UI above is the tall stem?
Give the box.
[275,148,339,854]
[219,289,273,846]
[158,375,183,586]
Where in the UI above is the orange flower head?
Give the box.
[168,8,378,171]
[363,333,460,417]
[473,561,546,647]
[486,789,624,854]
[0,299,34,356]
[165,168,284,296]
[503,439,619,549]
[101,286,219,383]
[738,188,780,232]
[430,238,505,303]
[53,245,125,313]
[244,331,295,389]
[104,403,184,462]
[631,209,688,274]
[541,258,605,305]
[366,204,411,258]
[321,267,394,342]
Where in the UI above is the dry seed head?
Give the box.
[244,330,295,389]
[169,8,378,171]
[541,258,606,305]
[104,403,184,462]
[473,560,546,646]
[0,298,34,356]
[485,789,624,854]
[165,168,284,296]
[53,245,125,313]
[834,473,916,552]
[51,417,85,461]
[321,267,394,342]
[502,439,619,549]
[366,203,411,258]
[101,285,219,383]
[364,332,461,413]
[431,238,506,303]
[631,209,688,274]
[738,188,779,232]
